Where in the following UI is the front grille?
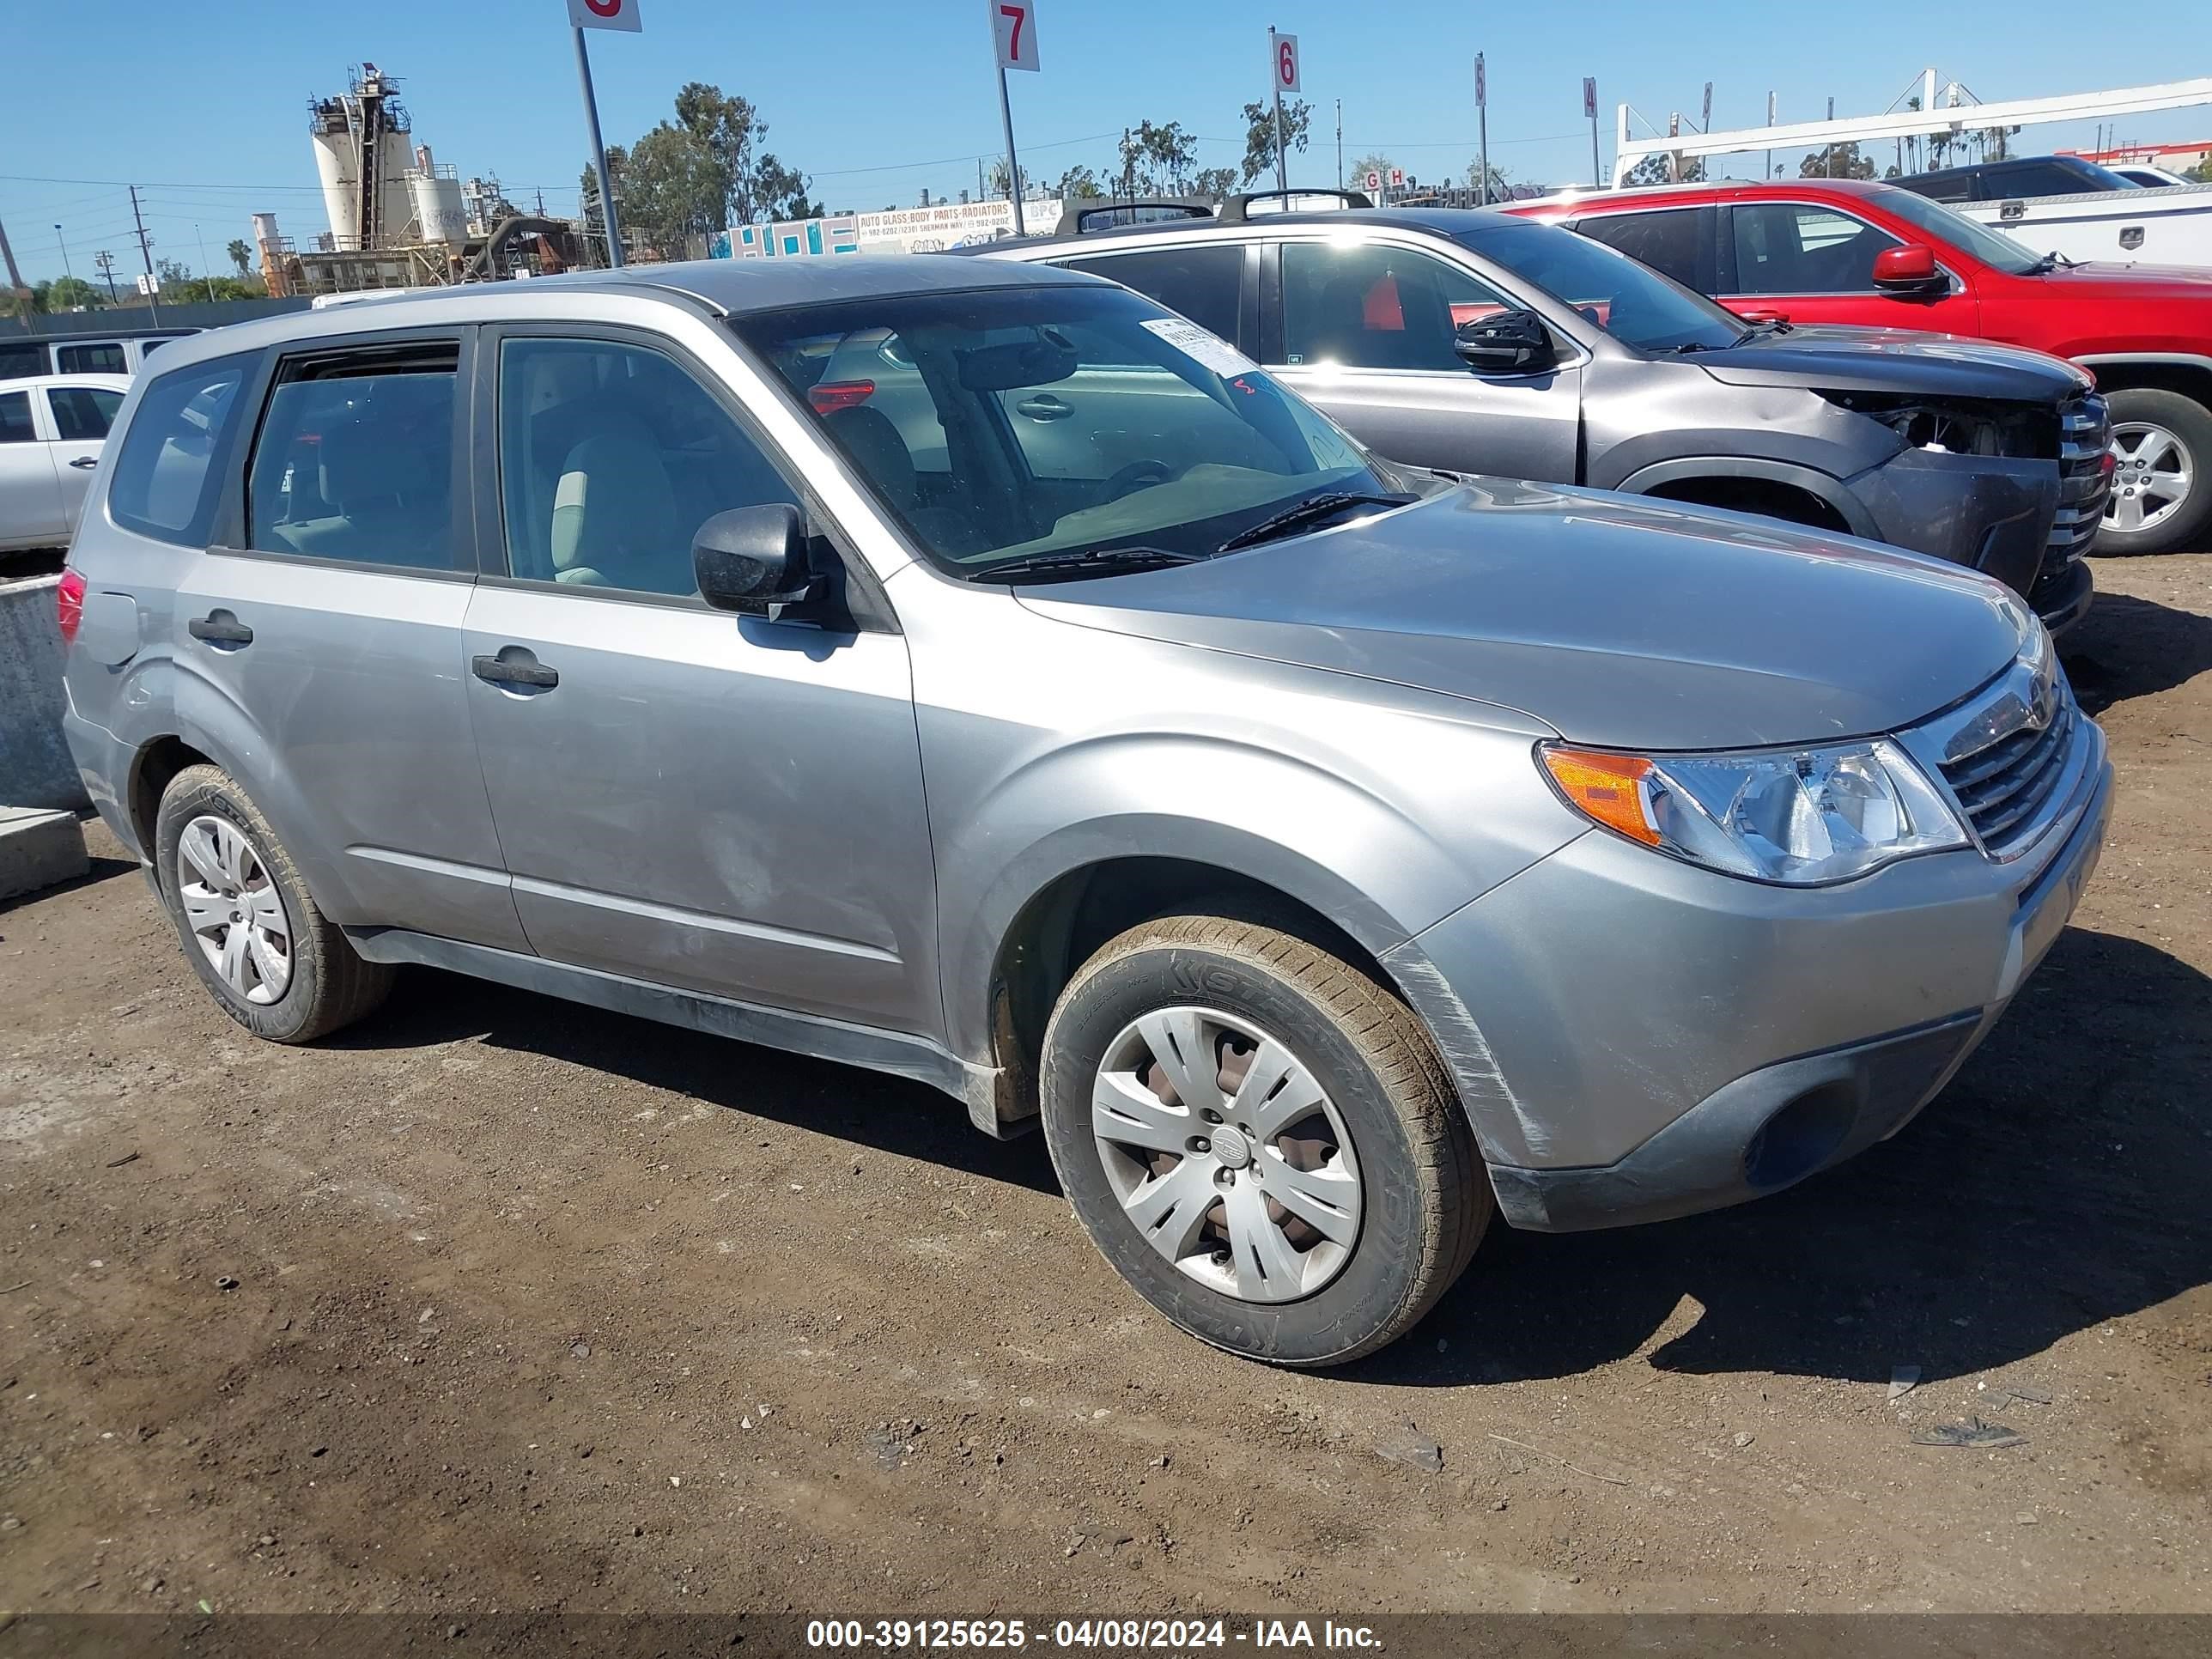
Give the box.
[1935,676,2079,856]
[2044,392,2111,573]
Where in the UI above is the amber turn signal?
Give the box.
[1540,746,1662,847]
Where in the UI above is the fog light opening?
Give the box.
[1741,1081,1858,1192]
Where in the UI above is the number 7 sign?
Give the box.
[991,0,1039,71]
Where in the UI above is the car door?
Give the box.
[171,328,529,953]
[1261,235,1583,482]
[461,325,937,1036]
[0,387,66,547]
[1718,199,1981,333]
[44,382,125,531]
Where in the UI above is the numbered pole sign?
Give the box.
[1583,76,1596,119]
[1273,31,1301,94]
[1474,52,1486,109]
[992,0,1039,71]
[568,0,641,32]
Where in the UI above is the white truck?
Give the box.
[1895,155,2212,269]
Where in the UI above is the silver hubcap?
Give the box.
[2105,420,2194,536]
[1091,1006,1362,1304]
[177,815,292,1005]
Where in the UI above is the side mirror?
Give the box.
[1454,308,1558,376]
[1871,244,1943,293]
[693,503,818,619]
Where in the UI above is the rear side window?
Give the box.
[57,342,128,376]
[48,386,124,442]
[1058,246,1245,344]
[0,343,44,380]
[246,342,462,571]
[106,354,253,546]
[0,391,33,444]
[1577,210,1704,289]
[1980,162,2088,198]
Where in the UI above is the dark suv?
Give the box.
[983,204,2108,634]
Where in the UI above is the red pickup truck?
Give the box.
[1507,178,2212,555]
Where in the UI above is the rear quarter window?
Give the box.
[106,352,258,546]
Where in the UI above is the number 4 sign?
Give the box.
[992,0,1039,70]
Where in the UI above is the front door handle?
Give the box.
[188,612,253,647]
[1015,394,1072,421]
[68,455,99,470]
[472,651,559,690]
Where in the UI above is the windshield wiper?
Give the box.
[1216,491,1415,554]
[976,545,1206,584]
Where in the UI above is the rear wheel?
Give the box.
[1038,915,1486,1367]
[2098,388,2211,556]
[153,764,392,1042]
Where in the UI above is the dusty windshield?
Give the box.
[736,283,1401,577]
[1457,219,1748,354]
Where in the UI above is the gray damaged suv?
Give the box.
[984,205,2110,636]
[59,258,2111,1366]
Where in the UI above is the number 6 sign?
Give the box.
[1273,31,1301,94]
[992,0,1039,71]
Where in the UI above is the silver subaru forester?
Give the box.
[58,256,2110,1366]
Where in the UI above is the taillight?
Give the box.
[56,568,87,647]
[806,379,875,415]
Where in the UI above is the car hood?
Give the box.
[1018,482,2031,750]
[2031,262,2212,301]
[1690,325,2090,398]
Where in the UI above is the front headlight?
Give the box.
[1540,737,1967,885]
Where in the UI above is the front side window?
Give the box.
[497,336,802,598]
[737,283,1395,580]
[57,342,129,376]
[1281,242,1513,371]
[106,354,252,545]
[0,391,33,445]
[1729,204,1902,295]
[1455,220,1746,353]
[1060,245,1244,344]
[1576,209,1704,289]
[246,343,459,570]
[0,343,43,380]
[48,386,124,442]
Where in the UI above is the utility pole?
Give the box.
[129,185,161,319]
[0,213,33,328]
[1767,90,1777,181]
[1335,98,1343,190]
[571,27,623,266]
[195,225,217,303]
[53,226,73,283]
[94,250,118,303]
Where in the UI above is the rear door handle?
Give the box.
[472,651,559,690]
[188,612,253,647]
[68,456,99,470]
[1016,394,1072,421]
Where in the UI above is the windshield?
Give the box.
[736,283,1407,578]
[1455,219,1747,353]
[1869,186,2045,275]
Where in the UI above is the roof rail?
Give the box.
[1218,188,1373,222]
[1053,198,1216,236]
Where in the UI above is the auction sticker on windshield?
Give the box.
[1139,317,1258,379]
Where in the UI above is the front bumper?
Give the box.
[1387,722,2112,1231]
[1849,447,2060,609]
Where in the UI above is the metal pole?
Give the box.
[572,27,623,268]
[196,225,216,303]
[129,185,160,319]
[1336,98,1343,189]
[1478,91,1490,204]
[1591,111,1602,186]
[996,65,1025,236]
[53,226,73,283]
[0,213,32,328]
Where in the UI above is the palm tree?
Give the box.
[227,238,253,277]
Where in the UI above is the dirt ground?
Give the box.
[2,554,2207,1622]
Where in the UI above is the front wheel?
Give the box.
[1038,915,1486,1367]
[2098,388,2211,556]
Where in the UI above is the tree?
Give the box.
[1800,142,1875,180]
[2189,155,2212,183]
[227,238,253,277]
[1240,97,1310,187]
[1193,167,1240,200]
[1346,152,1398,191]
[755,155,821,220]
[1465,159,1513,200]
[42,276,104,311]
[1054,165,1103,201]
[1623,153,1702,185]
[587,82,822,239]
[987,158,1030,200]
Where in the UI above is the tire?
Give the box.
[1038,915,1487,1368]
[153,763,392,1043]
[2097,387,2212,556]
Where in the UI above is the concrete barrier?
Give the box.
[1,574,91,811]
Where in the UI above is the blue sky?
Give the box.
[4,0,2208,288]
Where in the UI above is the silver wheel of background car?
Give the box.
[176,813,293,1006]
[1091,1006,1363,1304]
[2105,420,2195,538]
